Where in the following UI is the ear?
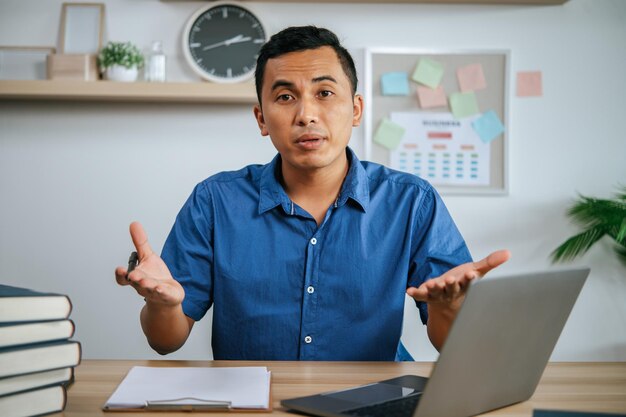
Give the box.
[253,104,269,136]
[352,94,364,127]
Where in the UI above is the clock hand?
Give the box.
[202,34,252,51]
[226,36,252,45]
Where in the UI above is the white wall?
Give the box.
[1,0,625,361]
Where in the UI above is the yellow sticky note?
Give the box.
[374,118,405,150]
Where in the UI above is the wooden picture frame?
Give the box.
[364,48,510,196]
[0,46,56,80]
[59,3,105,54]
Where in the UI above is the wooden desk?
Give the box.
[59,360,626,416]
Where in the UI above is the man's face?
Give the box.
[254,46,363,174]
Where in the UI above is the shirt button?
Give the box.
[307,286,315,294]
[304,336,312,344]
[310,238,317,245]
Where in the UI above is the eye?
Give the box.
[276,94,293,102]
[319,90,334,98]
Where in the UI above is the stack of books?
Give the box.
[0,285,81,417]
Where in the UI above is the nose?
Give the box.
[295,95,319,126]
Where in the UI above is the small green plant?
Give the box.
[551,185,626,265]
[97,42,144,69]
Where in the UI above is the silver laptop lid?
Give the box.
[415,267,589,417]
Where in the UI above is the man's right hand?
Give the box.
[115,221,184,307]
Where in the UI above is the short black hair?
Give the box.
[255,26,358,104]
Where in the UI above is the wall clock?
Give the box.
[182,2,267,83]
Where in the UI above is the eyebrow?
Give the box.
[270,75,338,92]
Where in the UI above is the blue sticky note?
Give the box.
[381,72,410,96]
[472,110,505,143]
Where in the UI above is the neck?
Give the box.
[280,151,349,224]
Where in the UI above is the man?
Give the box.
[115,26,509,361]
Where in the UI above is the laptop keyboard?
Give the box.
[341,393,421,417]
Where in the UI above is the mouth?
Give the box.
[295,134,326,150]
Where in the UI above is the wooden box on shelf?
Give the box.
[47,54,98,81]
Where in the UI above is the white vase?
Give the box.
[105,65,138,82]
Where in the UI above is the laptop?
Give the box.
[281,267,590,417]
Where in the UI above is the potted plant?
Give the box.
[551,185,626,265]
[98,41,144,82]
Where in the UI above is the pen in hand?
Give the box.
[126,251,138,281]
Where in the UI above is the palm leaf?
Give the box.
[616,243,626,266]
[551,227,606,263]
[568,198,626,229]
[552,185,626,265]
[616,217,626,243]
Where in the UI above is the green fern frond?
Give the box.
[615,242,626,266]
[552,184,626,265]
[568,198,626,229]
[615,218,626,243]
[551,228,606,263]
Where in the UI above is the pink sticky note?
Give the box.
[517,71,543,97]
[457,63,486,92]
[417,85,448,109]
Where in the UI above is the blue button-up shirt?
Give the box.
[162,147,471,361]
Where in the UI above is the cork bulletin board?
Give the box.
[364,48,510,195]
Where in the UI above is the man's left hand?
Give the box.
[406,250,511,310]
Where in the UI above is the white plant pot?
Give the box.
[105,65,138,82]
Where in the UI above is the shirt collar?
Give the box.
[258,147,370,215]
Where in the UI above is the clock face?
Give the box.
[183,3,266,83]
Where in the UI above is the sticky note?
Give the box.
[373,118,405,150]
[449,91,479,119]
[380,72,410,96]
[412,58,444,88]
[472,110,505,143]
[457,63,486,92]
[417,85,447,109]
[516,71,543,97]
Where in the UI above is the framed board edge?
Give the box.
[0,46,57,80]
[59,2,105,55]
[364,47,510,196]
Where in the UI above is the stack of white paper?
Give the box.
[103,366,271,410]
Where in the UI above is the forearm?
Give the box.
[426,302,461,351]
[140,302,192,355]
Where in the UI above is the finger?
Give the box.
[472,249,511,276]
[115,266,130,286]
[407,286,428,301]
[129,221,154,261]
[134,279,179,305]
[425,280,445,300]
[444,278,461,299]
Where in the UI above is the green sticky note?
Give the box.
[449,91,479,119]
[373,118,405,150]
[412,58,444,88]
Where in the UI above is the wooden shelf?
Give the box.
[0,80,258,104]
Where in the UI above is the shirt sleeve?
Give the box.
[408,184,473,324]
[161,182,215,322]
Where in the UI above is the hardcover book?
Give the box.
[0,319,75,348]
[0,385,66,417]
[0,340,81,379]
[0,366,73,397]
[0,285,72,323]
